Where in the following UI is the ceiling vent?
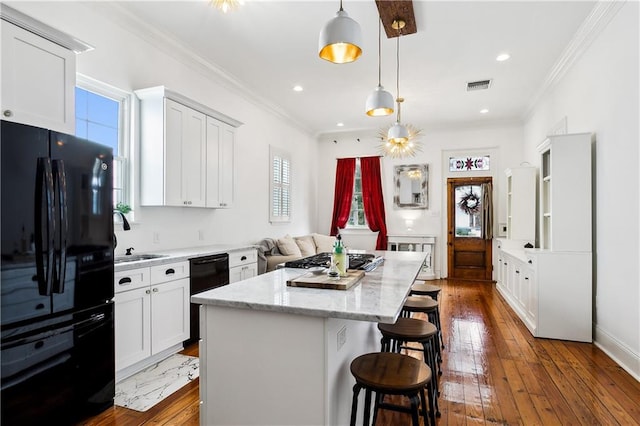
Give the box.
[466,79,492,91]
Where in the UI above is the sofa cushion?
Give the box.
[277,234,302,257]
[295,235,316,257]
[312,233,336,253]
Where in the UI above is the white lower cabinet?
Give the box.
[114,261,190,379]
[228,248,258,283]
[496,246,591,342]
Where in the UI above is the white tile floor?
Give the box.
[115,354,199,412]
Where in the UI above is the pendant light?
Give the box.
[389,20,408,143]
[318,0,362,64]
[380,19,422,159]
[365,18,394,116]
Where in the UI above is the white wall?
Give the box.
[8,2,319,253]
[523,1,639,378]
[317,123,523,277]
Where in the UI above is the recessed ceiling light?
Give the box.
[336,122,344,127]
[496,53,510,62]
[480,109,489,114]
[293,85,303,92]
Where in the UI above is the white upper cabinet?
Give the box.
[505,166,536,245]
[206,116,235,208]
[537,133,592,252]
[136,86,241,208]
[1,20,75,134]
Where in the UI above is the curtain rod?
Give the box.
[335,155,383,160]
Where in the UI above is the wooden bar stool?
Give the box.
[411,282,442,301]
[377,318,440,423]
[406,289,445,351]
[350,352,432,426]
[402,296,444,369]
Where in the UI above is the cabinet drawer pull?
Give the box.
[516,270,520,274]
[240,255,247,261]
[165,268,175,275]
[119,277,132,285]
[525,277,529,280]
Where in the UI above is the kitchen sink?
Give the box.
[114,254,168,264]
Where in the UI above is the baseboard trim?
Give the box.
[594,325,640,382]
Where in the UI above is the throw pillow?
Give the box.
[277,234,302,257]
[312,233,336,254]
[294,235,316,257]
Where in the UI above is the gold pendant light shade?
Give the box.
[318,3,362,64]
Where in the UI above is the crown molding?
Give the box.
[523,0,626,121]
[93,3,314,137]
[1,3,93,53]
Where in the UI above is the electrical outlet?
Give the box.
[198,230,205,241]
[153,232,160,244]
[337,326,347,350]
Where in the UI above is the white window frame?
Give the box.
[270,146,291,223]
[75,74,132,215]
[346,158,368,229]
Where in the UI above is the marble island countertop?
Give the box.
[114,244,256,272]
[191,250,427,323]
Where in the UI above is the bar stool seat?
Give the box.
[404,293,445,353]
[377,318,440,423]
[411,282,442,301]
[350,352,432,426]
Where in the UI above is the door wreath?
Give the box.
[458,189,481,215]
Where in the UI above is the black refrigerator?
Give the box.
[1,121,115,425]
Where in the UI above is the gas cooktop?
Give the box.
[284,253,376,270]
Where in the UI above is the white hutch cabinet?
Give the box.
[505,166,536,245]
[496,133,592,342]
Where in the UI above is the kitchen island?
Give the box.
[191,250,427,426]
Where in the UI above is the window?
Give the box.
[347,159,367,227]
[75,75,131,209]
[270,147,291,222]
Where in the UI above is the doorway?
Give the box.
[447,177,493,281]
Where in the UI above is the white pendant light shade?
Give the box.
[387,121,409,143]
[366,85,395,116]
[319,7,362,64]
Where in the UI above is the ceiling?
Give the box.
[106,1,597,137]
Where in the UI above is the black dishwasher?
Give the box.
[188,253,229,344]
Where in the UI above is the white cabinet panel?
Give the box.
[206,117,235,208]
[505,167,536,244]
[151,278,190,354]
[1,21,75,134]
[114,286,151,371]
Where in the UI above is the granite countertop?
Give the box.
[191,250,427,323]
[114,244,257,272]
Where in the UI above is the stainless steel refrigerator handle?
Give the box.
[34,158,55,296]
[52,160,68,294]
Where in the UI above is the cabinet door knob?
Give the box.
[152,287,159,292]
[528,260,532,264]
[3,110,12,117]
[145,289,151,294]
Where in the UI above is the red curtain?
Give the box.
[361,156,388,250]
[330,158,356,236]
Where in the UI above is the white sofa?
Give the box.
[256,233,336,273]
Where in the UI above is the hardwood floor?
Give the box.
[79,279,640,425]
